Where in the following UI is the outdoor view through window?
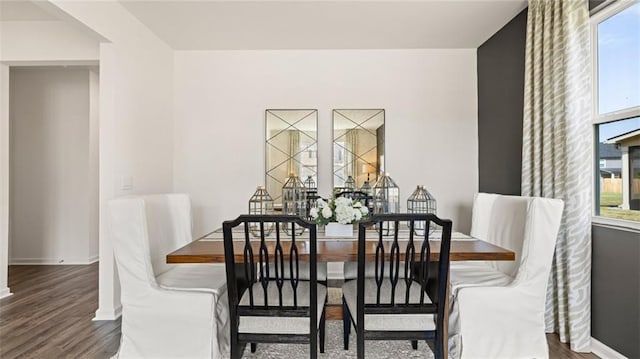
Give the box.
[595,2,640,223]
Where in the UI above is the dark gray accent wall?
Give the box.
[592,225,640,358]
[477,10,527,196]
[477,4,640,357]
[590,0,607,10]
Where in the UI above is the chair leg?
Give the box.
[343,297,350,350]
[231,341,245,359]
[411,340,418,350]
[311,298,318,359]
[230,343,237,359]
[355,294,364,359]
[434,327,443,359]
[356,330,364,359]
[435,341,443,359]
[311,330,318,359]
[230,324,244,359]
[250,343,257,353]
[320,307,326,353]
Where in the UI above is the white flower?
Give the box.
[322,206,333,219]
[335,202,357,224]
[312,195,368,226]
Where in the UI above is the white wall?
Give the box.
[0,64,10,299]
[48,0,175,198]
[173,49,478,237]
[88,69,99,258]
[9,67,96,264]
[0,21,99,64]
[46,0,174,320]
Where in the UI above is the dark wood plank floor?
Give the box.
[0,264,120,358]
[0,264,599,359]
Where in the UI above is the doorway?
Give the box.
[8,66,99,266]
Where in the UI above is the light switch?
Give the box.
[121,175,133,190]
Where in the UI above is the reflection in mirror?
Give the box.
[266,109,318,205]
[333,109,385,191]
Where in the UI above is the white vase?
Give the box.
[325,222,353,237]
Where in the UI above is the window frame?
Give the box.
[591,0,640,231]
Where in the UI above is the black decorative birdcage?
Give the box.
[304,175,317,194]
[248,186,275,237]
[360,180,372,196]
[407,185,437,235]
[372,173,400,236]
[344,175,356,190]
[303,175,319,221]
[282,174,307,235]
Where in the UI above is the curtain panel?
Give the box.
[288,130,300,176]
[521,0,592,352]
[346,129,358,178]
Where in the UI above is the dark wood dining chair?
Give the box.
[341,213,452,359]
[223,215,326,359]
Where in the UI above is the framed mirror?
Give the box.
[332,109,385,190]
[265,109,318,205]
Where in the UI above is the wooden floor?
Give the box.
[0,264,120,358]
[0,264,599,359]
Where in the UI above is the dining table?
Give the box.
[167,227,515,358]
[167,228,515,263]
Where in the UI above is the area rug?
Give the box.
[240,320,435,358]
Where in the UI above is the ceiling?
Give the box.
[0,0,60,21]
[119,0,528,50]
[0,0,528,50]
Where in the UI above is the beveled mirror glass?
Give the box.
[333,109,385,190]
[266,109,318,204]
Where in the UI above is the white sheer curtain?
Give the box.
[346,129,358,180]
[288,130,300,176]
[521,0,592,352]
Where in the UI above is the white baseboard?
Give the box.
[592,337,627,359]
[93,305,122,321]
[10,256,99,265]
[0,287,12,299]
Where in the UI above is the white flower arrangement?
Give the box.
[309,196,369,226]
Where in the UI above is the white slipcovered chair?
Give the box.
[448,193,564,359]
[109,194,229,358]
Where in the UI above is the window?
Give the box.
[593,1,640,225]
[298,143,317,181]
[333,142,346,185]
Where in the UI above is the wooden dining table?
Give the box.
[167,228,515,263]
[167,228,515,358]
